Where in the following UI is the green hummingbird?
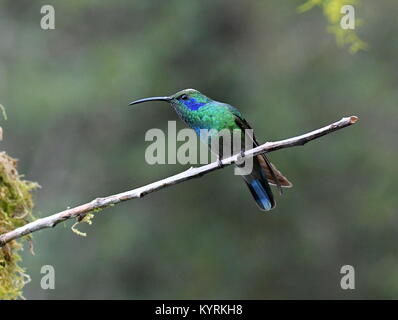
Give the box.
[129,89,292,211]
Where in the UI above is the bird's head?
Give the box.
[129,89,211,111]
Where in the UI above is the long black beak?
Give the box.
[129,96,172,106]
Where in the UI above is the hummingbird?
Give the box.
[129,89,292,211]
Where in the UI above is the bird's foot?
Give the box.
[217,157,224,168]
[236,150,246,167]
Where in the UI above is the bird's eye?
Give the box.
[180,94,189,100]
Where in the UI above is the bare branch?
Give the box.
[0,116,358,247]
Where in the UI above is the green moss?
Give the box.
[299,0,368,53]
[0,152,39,299]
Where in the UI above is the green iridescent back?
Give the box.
[170,89,242,136]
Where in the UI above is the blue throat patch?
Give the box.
[184,98,206,111]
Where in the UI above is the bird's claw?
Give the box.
[217,157,224,168]
[236,150,245,166]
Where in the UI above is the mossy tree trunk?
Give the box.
[0,151,38,299]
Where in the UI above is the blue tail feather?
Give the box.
[249,179,273,211]
[241,156,275,211]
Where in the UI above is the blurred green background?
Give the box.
[1,0,397,299]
